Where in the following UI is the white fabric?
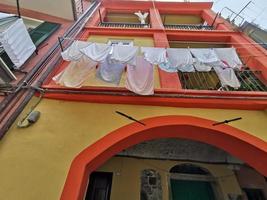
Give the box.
[214,48,243,70]
[0,12,14,20]
[159,48,195,72]
[61,40,90,61]
[126,56,154,95]
[53,55,97,88]
[96,56,125,85]
[213,66,241,89]
[190,48,219,63]
[0,19,36,68]
[110,45,138,66]
[80,43,111,62]
[141,47,167,65]
[134,11,149,24]
[193,59,213,72]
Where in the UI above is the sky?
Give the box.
[157,0,267,29]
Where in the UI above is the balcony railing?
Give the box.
[98,22,150,28]
[164,24,214,30]
[178,70,267,91]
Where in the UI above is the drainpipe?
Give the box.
[16,0,21,18]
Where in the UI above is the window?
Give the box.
[107,40,134,47]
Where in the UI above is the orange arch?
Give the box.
[60,115,267,200]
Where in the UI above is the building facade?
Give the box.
[0,1,267,200]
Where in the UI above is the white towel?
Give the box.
[213,65,241,89]
[61,40,91,61]
[0,19,36,69]
[110,45,138,66]
[190,48,219,63]
[80,43,111,62]
[214,48,243,70]
[141,47,168,65]
[53,55,97,88]
[159,48,195,72]
[96,56,125,85]
[126,56,154,95]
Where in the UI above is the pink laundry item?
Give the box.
[126,56,154,95]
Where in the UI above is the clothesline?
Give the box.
[52,41,244,95]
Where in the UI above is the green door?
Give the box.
[170,179,215,200]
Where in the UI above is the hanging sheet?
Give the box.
[53,55,97,88]
[96,56,125,85]
[61,40,91,61]
[190,48,219,64]
[126,56,154,95]
[159,48,195,72]
[214,48,243,70]
[80,43,111,62]
[0,18,36,68]
[141,47,168,65]
[213,62,241,89]
[110,45,138,66]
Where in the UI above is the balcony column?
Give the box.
[153,33,182,90]
[149,8,163,29]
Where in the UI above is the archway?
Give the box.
[60,115,267,200]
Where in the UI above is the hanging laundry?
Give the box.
[213,63,241,89]
[80,43,111,62]
[126,56,154,95]
[0,18,36,68]
[52,55,97,88]
[159,48,195,72]
[61,40,91,61]
[190,48,219,63]
[141,47,168,65]
[214,48,243,70]
[193,59,213,72]
[96,56,125,85]
[110,45,138,66]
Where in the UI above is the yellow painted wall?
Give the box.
[1,0,74,20]
[105,13,142,23]
[98,157,242,200]
[0,98,266,199]
[76,35,161,88]
[161,14,203,25]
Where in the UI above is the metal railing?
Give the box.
[99,22,150,28]
[178,70,267,91]
[164,24,214,30]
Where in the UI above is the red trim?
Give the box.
[60,115,267,200]
[43,92,267,110]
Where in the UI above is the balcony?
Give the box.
[98,12,150,28]
[161,14,213,30]
[178,70,267,91]
[98,22,150,28]
[164,24,213,30]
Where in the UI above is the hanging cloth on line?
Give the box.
[212,62,241,89]
[141,47,168,65]
[96,56,125,85]
[126,56,154,95]
[110,45,138,66]
[52,55,97,88]
[159,48,195,72]
[61,40,91,61]
[190,48,219,64]
[0,18,36,69]
[214,48,243,70]
[80,43,112,62]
